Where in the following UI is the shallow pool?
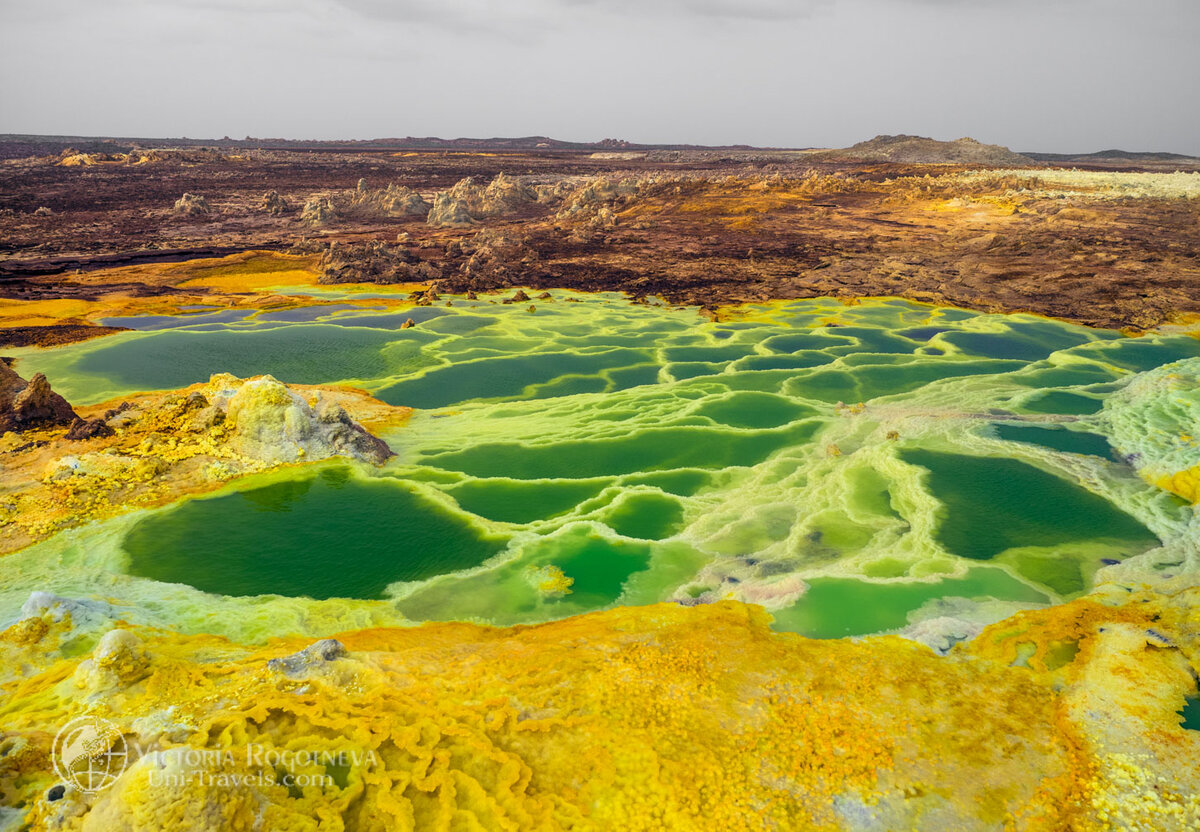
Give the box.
[12,292,1200,637]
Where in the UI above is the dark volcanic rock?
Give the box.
[315,399,395,463]
[0,324,130,348]
[1,362,78,433]
[268,638,348,677]
[65,416,114,441]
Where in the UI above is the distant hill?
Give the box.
[0,133,765,161]
[5,133,1194,168]
[815,135,1035,165]
[1023,149,1200,166]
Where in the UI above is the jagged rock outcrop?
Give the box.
[267,638,347,677]
[479,172,537,216]
[348,181,431,219]
[287,238,326,255]
[172,193,211,216]
[261,190,290,215]
[0,362,77,433]
[300,196,338,225]
[427,173,537,226]
[454,229,538,282]
[213,374,394,464]
[553,177,636,228]
[64,416,113,441]
[427,192,475,227]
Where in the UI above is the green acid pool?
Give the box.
[11,292,1200,638]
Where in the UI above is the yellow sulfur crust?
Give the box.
[1,594,1197,831]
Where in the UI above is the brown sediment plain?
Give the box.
[2,144,1199,341]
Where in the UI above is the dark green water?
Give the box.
[1182,696,1200,731]
[124,468,507,599]
[770,568,1048,639]
[991,424,1113,458]
[903,450,1157,561]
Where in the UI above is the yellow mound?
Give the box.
[0,376,407,554]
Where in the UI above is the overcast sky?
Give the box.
[1,0,1197,152]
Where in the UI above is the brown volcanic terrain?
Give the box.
[2,138,1199,342]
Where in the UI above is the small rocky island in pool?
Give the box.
[1,131,1199,831]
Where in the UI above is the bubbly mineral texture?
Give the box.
[0,373,404,554]
[1103,357,1200,502]
[0,595,1197,831]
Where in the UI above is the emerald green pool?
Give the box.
[770,568,1048,639]
[902,450,1156,561]
[12,292,1200,637]
[123,467,507,599]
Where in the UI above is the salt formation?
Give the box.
[427,173,536,226]
[317,240,441,284]
[171,193,211,216]
[216,374,393,464]
[1102,357,1200,502]
[426,192,475,227]
[260,190,289,215]
[347,180,431,218]
[299,196,338,225]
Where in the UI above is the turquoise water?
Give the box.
[12,292,1200,636]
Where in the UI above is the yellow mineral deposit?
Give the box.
[0,374,409,554]
[1,596,1197,830]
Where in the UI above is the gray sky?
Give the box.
[1,0,1197,153]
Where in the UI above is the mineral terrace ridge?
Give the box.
[0,134,1199,832]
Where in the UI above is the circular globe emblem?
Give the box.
[52,716,128,794]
